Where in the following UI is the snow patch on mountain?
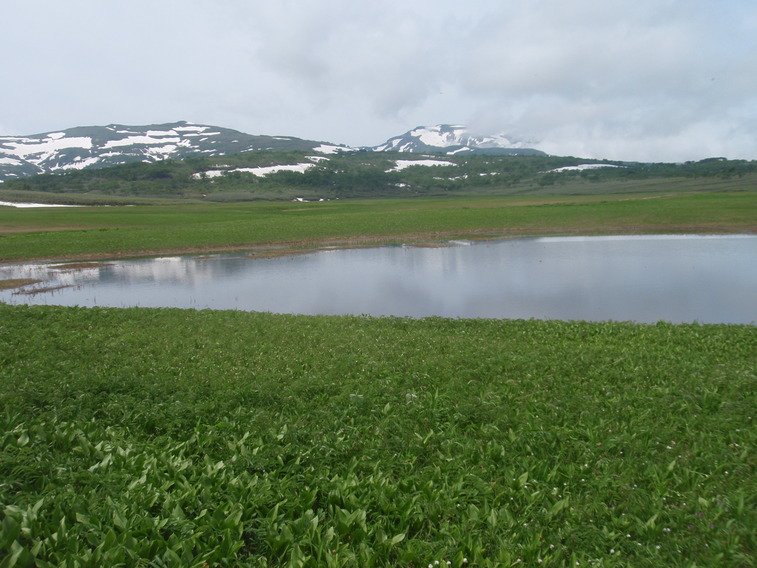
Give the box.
[193,163,315,179]
[548,164,624,172]
[313,144,351,154]
[388,159,457,172]
[0,200,81,208]
[3,136,93,157]
[58,156,103,171]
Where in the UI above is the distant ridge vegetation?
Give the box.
[1,121,755,203]
[1,149,755,203]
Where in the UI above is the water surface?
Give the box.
[1,234,755,324]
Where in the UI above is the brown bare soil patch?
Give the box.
[0,278,43,290]
[0,225,91,234]
[246,249,316,260]
[13,284,76,296]
[50,262,113,271]
[402,243,455,248]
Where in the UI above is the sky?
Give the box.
[2,0,756,162]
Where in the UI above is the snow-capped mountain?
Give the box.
[0,121,348,181]
[0,121,547,183]
[372,124,544,156]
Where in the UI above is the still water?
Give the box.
[1,235,755,324]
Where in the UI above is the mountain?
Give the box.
[0,121,548,183]
[0,121,349,182]
[371,124,545,156]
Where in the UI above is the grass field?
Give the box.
[1,305,754,567]
[1,191,755,262]
[1,187,755,566]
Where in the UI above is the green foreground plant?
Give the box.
[1,305,754,566]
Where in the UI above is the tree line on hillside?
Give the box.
[2,151,755,200]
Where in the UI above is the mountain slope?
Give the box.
[0,121,348,181]
[372,124,545,156]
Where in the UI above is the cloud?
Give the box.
[0,0,755,160]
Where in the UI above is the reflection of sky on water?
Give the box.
[1,235,755,324]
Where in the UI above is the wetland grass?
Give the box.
[1,191,755,262]
[1,304,754,566]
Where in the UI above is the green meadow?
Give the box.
[1,306,754,567]
[1,191,755,262]
[1,186,756,566]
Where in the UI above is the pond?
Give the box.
[1,234,755,324]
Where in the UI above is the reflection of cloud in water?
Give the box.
[0,263,103,288]
[107,257,219,284]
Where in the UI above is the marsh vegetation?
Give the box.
[1,305,755,566]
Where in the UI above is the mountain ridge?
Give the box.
[0,121,545,182]
[0,121,348,182]
[371,124,545,156]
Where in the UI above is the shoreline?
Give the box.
[1,224,754,264]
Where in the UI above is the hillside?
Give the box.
[1,147,755,204]
[0,122,548,184]
[1,121,755,203]
[0,121,347,182]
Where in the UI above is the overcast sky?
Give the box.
[2,0,756,161]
